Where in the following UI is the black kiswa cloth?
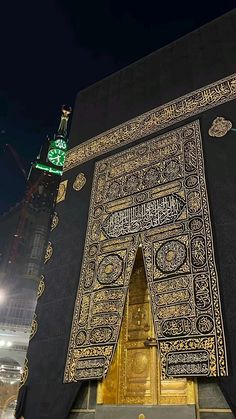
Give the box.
[18,155,93,419]
[16,382,81,419]
[18,8,236,419]
[20,281,84,419]
[15,386,27,419]
[202,113,236,416]
[16,333,82,418]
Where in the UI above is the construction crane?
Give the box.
[3,106,71,266]
[5,144,27,180]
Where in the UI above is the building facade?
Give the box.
[0,111,69,417]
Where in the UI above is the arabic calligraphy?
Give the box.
[166,350,209,376]
[102,194,185,238]
[64,74,236,171]
[65,120,228,383]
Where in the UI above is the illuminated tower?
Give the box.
[34,105,72,176]
[25,106,72,289]
[0,107,72,417]
[0,106,72,312]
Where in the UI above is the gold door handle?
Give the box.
[144,336,158,347]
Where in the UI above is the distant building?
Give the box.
[0,107,70,325]
[0,109,70,417]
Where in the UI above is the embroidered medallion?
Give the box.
[29,314,38,340]
[19,358,28,389]
[37,275,45,298]
[97,254,123,285]
[73,173,86,191]
[56,180,68,203]
[208,116,232,137]
[44,241,53,264]
[155,240,187,273]
[51,212,59,231]
[65,120,227,382]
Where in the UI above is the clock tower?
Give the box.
[47,106,71,167]
[22,106,72,293]
[34,105,72,175]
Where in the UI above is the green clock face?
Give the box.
[47,148,66,166]
[54,139,67,150]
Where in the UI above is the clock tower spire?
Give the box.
[34,105,72,175]
[57,105,72,138]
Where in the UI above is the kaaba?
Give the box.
[17,8,236,419]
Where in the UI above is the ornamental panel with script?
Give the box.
[64,120,228,382]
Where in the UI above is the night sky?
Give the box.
[0,0,235,214]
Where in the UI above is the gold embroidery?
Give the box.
[29,314,38,340]
[44,241,53,264]
[56,180,68,203]
[51,212,59,231]
[73,173,86,191]
[64,74,236,171]
[159,337,216,378]
[208,116,232,137]
[64,121,227,382]
[19,358,28,389]
[37,275,45,298]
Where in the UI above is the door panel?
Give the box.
[97,248,195,406]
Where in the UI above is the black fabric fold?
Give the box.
[15,385,27,419]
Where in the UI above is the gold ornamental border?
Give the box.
[64,73,236,171]
[64,120,228,382]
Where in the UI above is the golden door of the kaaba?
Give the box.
[97,248,196,406]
